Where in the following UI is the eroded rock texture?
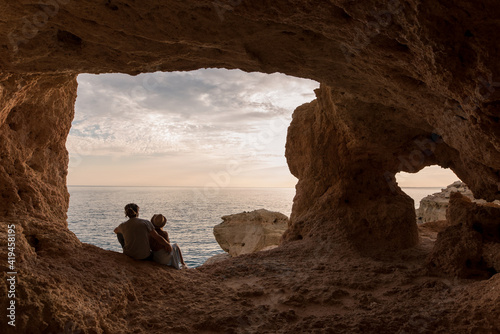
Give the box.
[0,74,80,258]
[285,86,421,251]
[428,192,500,278]
[0,0,499,251]
[1,0,500,332]
[417,181,500,223]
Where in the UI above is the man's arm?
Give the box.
[158,229,170,243]
[149,229,172,253]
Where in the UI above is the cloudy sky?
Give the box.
[66,69,458,188]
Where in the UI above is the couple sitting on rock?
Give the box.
[114,203,187,269]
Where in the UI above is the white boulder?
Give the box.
[213,209,289,257]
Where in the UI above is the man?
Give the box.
[114,203,172,260]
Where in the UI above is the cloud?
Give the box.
[67,69,318,186]
[68,69,459,188]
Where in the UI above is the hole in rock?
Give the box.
[104,0,119,11]
[66,69,319,267]
[56,30,82,48]
[396,165,460,212]
[8,122,19,131]
[26,235,40,252]
[486,267,498,277]
[472,222,483,234]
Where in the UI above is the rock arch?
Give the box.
[2,1,499,252]
[1,1,500,331]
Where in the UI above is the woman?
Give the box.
[150,214,188,269]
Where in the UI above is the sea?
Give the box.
[67,186,442,267]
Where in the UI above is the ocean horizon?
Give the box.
[67,185,444,267]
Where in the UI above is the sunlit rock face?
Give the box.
[0,74,81,260]
[1,0,500,331]
[0,74,75,221]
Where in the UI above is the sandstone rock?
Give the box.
[1,1,500,332]
[1,0,500,255]
[428,192,500,278]
[416,181,500,223]
[202,253,231,266]
[417,220,451,240]
[213,209,288,257]
[284,87,420,253]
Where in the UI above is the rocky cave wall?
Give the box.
[1,0,500,255]
[1,1,500,332]
[0,74,82,264]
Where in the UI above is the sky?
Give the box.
[67,68,458,188]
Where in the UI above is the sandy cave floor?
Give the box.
[197,225,500,333]
[14,222,500,334]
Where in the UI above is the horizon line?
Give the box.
[66,184,446,189]
[66,184,297,189]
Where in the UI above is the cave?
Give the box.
[1,1,500,332]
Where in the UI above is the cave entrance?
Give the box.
[66,68,319,267]
[396,165,460,222]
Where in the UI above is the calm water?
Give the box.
[67,186,441,267]
[405,187,442,208]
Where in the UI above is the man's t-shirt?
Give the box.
[116,217,154,260]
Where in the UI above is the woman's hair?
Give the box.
[124,203,139,218]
